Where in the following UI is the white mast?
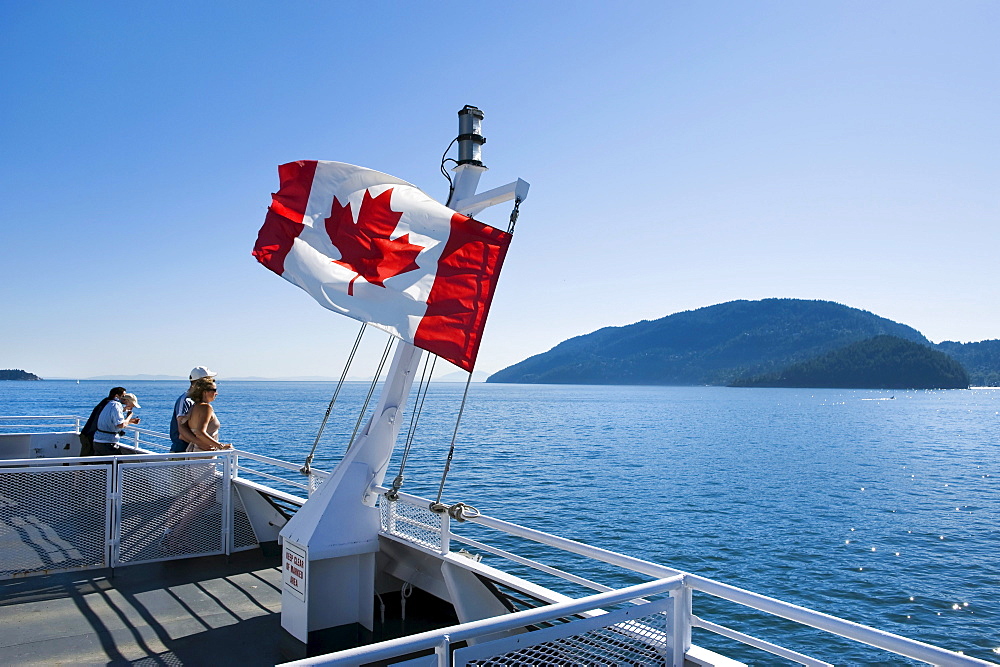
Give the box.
[279,106,527,655]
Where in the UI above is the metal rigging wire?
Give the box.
[386,353,437,500]
[346,335,396,452]
[431,371,474,510]
[301,322,367,474]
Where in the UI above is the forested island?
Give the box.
[0,369,42,381]
[487,299,995,388]
[935,340,1000,386]
[730,336,969,389]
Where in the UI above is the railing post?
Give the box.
[109,458,121,568]
[103,460,113,569]
[384,497,396,534]
[440,512,451,555]
[435,633,451,666]
[223,452,234,555]
[667,577,692,666]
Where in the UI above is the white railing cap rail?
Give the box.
[688,575,996,666]
[0,415,81,419]
[235,449,331,479]
[0,415,82,431]
[370,485,434,506]
[234,478,308,507]
[126,425,171,437]
[0,451,229,467]
[279,575,685,667]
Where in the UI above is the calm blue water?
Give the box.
[2,380,998,663]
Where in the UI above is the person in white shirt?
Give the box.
[93,392,141,455]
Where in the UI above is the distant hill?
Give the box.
[488,299,932,386]
[0,369,42,381]
[934,340,1000,386]
[731,335,969,389]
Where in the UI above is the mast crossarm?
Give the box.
[451,178,530,217]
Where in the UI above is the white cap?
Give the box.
[122,393,141,409]
[189,366,217,381]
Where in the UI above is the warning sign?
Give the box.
[283,541,307,602]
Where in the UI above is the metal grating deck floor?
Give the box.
[0,549,283,666]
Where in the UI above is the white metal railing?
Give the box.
[123,425,172,452]
[1,415,329,502]
[0,434,330,580]
[0,451,233,578]
[0,415,81,431]
[365,487,995,667]
[283,576,687,666]
[124,426,331,502]
[1,450,226,465]
[233,450,330,497]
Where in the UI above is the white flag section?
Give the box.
[253,160,511,372]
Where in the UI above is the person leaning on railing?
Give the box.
[93,392,141,456]
[170,365,217,453]
[184,378,233,452]
[79,386,126,456]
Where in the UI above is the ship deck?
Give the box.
[0,548,284,666]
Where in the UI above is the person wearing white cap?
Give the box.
[169,366,217,453]
[79,386,125,456]
[93,392,141,455]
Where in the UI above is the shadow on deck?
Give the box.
[0,549,284,666]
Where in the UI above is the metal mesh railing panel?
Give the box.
[379,495,444,551]
[232,484,258,551]
[118,460,224,564]
[0,465,110,579]
[455,602,673,667]
[308,472,326,495]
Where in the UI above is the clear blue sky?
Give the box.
[2,1,998,379]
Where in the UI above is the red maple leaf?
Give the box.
[325,188,423,295]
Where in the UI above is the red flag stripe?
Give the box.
[251,161,317,275]
[272,160,316,224]
[414,213,511,372]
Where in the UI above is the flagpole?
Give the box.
[278,105,506,653]
[345,105,491,501]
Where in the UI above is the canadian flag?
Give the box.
[252,160,511,372]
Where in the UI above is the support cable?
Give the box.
[431,371,474,511]
[387,353,437,500]
[301,322,366,474]
[346,335,396,452]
